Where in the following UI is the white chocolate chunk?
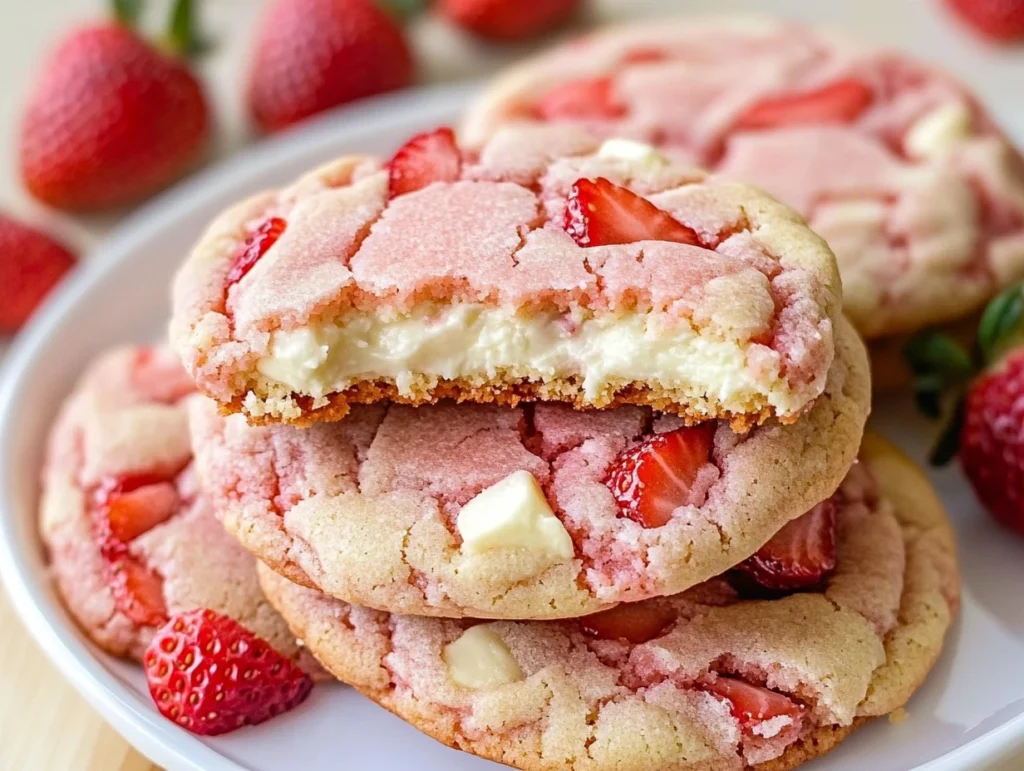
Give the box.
[456,470,574,560]
[904,103,972,160]
[598,138,667,166]
[443,625,524,690]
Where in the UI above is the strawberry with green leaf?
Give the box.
[906,283,1024,535]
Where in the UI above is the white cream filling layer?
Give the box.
[255,304,786,410]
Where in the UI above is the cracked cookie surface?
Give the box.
[39,344,320,672]
[260,431,959,771]
[189,318,868,620]
[462,15,1024,340]
[171,124,841,427]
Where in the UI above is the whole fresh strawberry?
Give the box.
[247,0,414,133]
[439,0,581,41]
[19,0,211,211]
[907,283,1024,536]
[944,0,1024,42]
[145,608,313,735]
[0,214,76,332]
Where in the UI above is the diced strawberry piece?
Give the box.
[225,217,287,287]
[533,77,626,121]
[605,424,716,528]
[145,608,313,735]
[736,500,837,591]
[564,177,702,248]
[387,127,462,199]
[579,603,677,644]
[704,676,804,732]
[733,78,875,131]
[108,555,168,627]
[103,483,180,543]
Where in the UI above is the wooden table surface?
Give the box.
[2,1,1023,770]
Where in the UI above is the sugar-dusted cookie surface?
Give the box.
[261,431,959,771]
[39,344,319,671]
[462,16,1024,340]
[171,123,841,427]
[189,318,868,620]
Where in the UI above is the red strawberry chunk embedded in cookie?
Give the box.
[108,555,168,627]
[704,676,804,733]
[387,127,463,200]
[533,76,626,121]
[736,499,837,591]
[225,217,287,286]
[144,608,313,736]
[102,483,180,543]
[733,78,875,131]
[605,423,716,528]
[579,602,677,644]
[563,177,702,248]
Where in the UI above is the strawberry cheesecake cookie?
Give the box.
[260,432,959,771]
[171,124,841,428]
[188,317,868,620]
[462,16,1024,340]
[39,344,320,674]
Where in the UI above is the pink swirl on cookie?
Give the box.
[258,433,960,770]
[171,124,841,427]
[39,344,320,671]
[461,16,1024,339]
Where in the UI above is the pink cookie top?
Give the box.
[462,16,1024,338]
[171,124,840,422]
[39,344,319,669]
[188,319,869,620]
[260,433,960,770]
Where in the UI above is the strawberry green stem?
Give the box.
[166,0,210,57]
[112,0,144,26]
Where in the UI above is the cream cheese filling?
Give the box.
[255,304,788,410]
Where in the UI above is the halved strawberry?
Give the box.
[605,424,716,528]
[225,217,287,287]
[564,177,702,248]
[387,127,462,200]
[533,77,625,121]
[103,483,180,543]
[703,676,804,732]
[735,500,837,591]
[733,78,874,131]
[108,555,168,627]
[145,608,313,735]
[579,602,677,644]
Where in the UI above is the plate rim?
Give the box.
[0,78,1021,771]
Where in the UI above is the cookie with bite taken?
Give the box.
[170,123,842,429]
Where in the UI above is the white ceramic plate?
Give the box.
[2,80,1024,771]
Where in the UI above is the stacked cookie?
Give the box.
[38,15,975,769]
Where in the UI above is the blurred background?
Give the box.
[1,0,1022,769]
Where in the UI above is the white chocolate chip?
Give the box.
[443,625,524,690]
[598,138,667,167]
[904,103,972,160]
[456,470,575,560]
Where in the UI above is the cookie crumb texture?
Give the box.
[170,124,841,427]
[462,16,1024,340]
[260,432,959,770]
[38,344,319,671]
[190,320,868,620]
